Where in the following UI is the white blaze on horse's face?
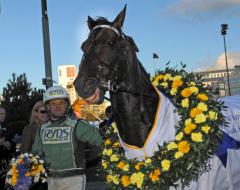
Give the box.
[74,6,127,104]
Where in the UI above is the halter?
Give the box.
[90,25,157,127]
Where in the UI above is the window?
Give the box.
[67,67,76,77]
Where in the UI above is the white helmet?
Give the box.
[43,86,70,103]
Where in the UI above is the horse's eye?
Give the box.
[107,40,116,46]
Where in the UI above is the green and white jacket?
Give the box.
[31,115,103,177]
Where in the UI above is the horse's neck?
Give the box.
[110,80,159,147]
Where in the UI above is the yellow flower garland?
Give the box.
[101,66,226,189]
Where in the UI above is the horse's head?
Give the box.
[74,6,159,147]
[74,5,139,104]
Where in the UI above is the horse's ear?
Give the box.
[87,16,96,30]
[113,4,127,30]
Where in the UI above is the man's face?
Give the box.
[47,99,67,119]
[0,108,6,123]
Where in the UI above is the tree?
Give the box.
[1,73,44,134]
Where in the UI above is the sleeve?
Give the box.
[31,128,43,156]
[75,120,103,147]
[20,125,32,153]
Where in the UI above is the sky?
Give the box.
[0,0,240,93]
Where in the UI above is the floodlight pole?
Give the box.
[221,24,231,96]
[41,0,53,89]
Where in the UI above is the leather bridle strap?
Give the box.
[91,24,153,127]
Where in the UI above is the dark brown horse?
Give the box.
[74,5,159,147]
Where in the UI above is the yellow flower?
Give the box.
[173,75,182,81]
[190,82,196,86]
[170,87,178,95]
[181,88,192,98]
[209,111,218,120]
[155,74,164,81]
[160,82,168,88]
[195,113,207,123]
[104,139,111,145]
[103,149,113,156]
[176,132,184,141]
[135,162,144,170]
[191,132,203,142]
[167,142,178,150]
[17,158,23,164]
[175,151,184,159]
[121,175,131,187]
[197,94,209,101]
[172,80,183,88]
[106,175,113,183]
[110,154,119,162]
[11,166,18,186]
[102,160,109,169]
[201,125,210,134]
[149,169,161,183]
[145,158,152,164]
[185,118,192,125]
[184,123,196,134]
[152,80,158,86]
[161,159,171,171]
[164,73,172,81]
[113,142,120,147]
[181,98,189,108]
[12,175,17,186]
[189,86,199,94]
[197,102,208,111]
[190,108,202,118]
[130,172,144,189]
[178,140,190,153]
[123,164,130,171]
[112,175,120,185]
[117,161,125,169]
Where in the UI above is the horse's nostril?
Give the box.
[85,78,98,88]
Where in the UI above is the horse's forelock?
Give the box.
[95,17,112,26]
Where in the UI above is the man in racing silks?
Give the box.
[32,86,103,190]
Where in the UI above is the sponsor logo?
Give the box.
[42,127,71,144]
[49,89,64,96]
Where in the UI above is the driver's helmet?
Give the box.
[43,86,70,104]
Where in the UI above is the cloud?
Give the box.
[213,52,240,70]
[198,52,240,71]
[166,0,240,22]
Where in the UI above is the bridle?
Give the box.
[87,24,158,127]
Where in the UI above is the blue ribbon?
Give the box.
[215,131,240,167]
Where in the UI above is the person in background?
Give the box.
[0,106,12,188]
[20,101,49,190]
[32,86,103,190]
[20,101,49,153]
[0,106,11,149]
